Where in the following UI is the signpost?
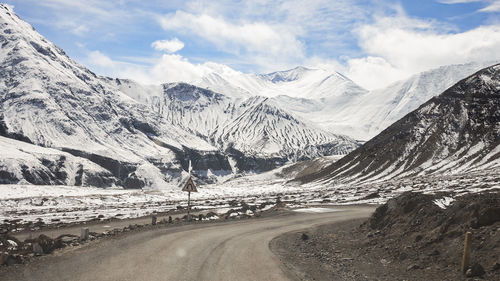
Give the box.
[182,161,198,221]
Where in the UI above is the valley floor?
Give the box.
[1,167,499,232]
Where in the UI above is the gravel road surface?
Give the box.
[3,206,374,281]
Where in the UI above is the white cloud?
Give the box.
[71,24,89,36]
[83,50,227,85]
[87,50,115,67]
[345,16,500,89]
[150,54,213,83]
[151,38,185,53]
[26,0,499,90]
[158,10,304,63]
[83,50,151,83]
[75,42,86,48]
[438,0,500,13]
[304,56,347,74]
[346,57,404,90]
[479,1,500,12]
[438,0,482,3]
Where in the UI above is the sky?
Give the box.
[4,0,500,90]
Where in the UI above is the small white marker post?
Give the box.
[182,160,198,221]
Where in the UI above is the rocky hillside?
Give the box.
[297,64,500,184]
[272,191,500,280]
[112,80,360,173]
[0,4,223,187]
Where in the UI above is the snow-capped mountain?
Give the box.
[0,5,359,187]
[110,80,360,172]
[0,4,224,188]
[193,61,493,142]
[297,64,500,184]
[210,96,356,160]
[326,62,495,140]
[195,66,367,101]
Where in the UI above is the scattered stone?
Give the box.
[407,264,421,270]
[466,263,485,277]
[301,233,309,241]
[57,234,79,244]
[32,242,43,255]
[7,239,18,249]
[428,249,440,256]
[380,258,391,265]
[33,234,60,254]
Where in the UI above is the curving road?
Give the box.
[3,206,374,281]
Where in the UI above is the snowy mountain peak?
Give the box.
[259,66,314,83]
[162,82,226,103]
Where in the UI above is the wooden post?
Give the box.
[81,227,89,241]
[151,215,157,225]
[188,160,191,222]
[187,191,191,221]
[461,232,472,273]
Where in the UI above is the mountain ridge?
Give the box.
[297,63,500,185]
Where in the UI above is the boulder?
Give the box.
[32,242,43,255]
[0,252,7,265]
[28,234,63,254]
[56,234,79,244]
[301,233,309,241]
[466,263,485,277]
[6,254,21,266]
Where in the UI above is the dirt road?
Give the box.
[2,206,374,281]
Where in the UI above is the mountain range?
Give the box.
[0,5,357,188]
[297,64,500,184]
[0,4,497,189]
[192,61,493,141]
